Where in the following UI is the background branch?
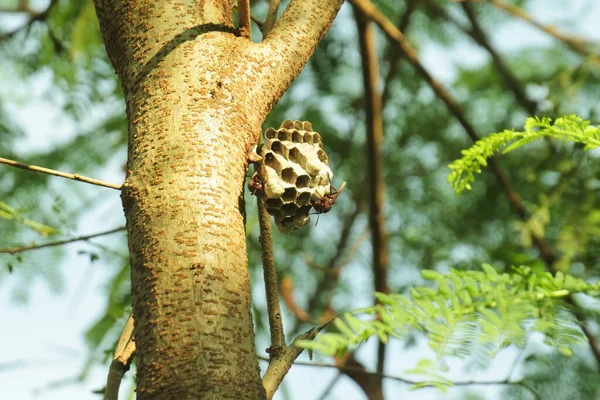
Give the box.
[479,0,598,60]
[0,157,122,190]
[0,227,126,255]
[354,5,389,380]
[259,355,542,398]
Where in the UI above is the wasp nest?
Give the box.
[251,120,332,233]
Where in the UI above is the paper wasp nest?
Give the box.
[252,120,333,233]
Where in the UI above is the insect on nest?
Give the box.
[248,120,345,233]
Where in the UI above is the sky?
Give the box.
[1,1,600,399]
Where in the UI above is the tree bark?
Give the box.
[92,0,343,398]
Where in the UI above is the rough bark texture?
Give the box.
[92,0,343,398]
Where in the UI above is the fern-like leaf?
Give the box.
[447,115,600,193]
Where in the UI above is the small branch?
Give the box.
[481,0,598,60]
[316,373,342,400]
[237,0,251,39]
[0,226,126,255]
[262,322,331,400]
[353,5,389,379]
[258,197,286,352]
[262,0,281,37]
[0,157,122,190]
[105,313,136,400]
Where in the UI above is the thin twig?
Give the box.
[351,0,600,370]
[258,196,286,354]
[0,227,126,255]
[316,373,342,400]
[354,5,389,380]
[258,355,541,397]
[105,313,136,400]
[0,157,122,190]
[262,0,281,37]
[237,0,251,39]
[479,0,598,60]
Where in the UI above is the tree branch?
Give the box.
[237,0,251,39]
[105,313,136,400]
[0,157,122,190]
[0,227,126,255]
[262,322,333,400]
[351,0,600,370]
[257,196,286,353]
[353,5,389,379]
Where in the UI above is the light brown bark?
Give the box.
[92,0,343,398]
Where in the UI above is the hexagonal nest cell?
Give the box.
[251,120,333,233]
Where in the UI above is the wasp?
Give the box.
[247,173,264,196]
[312,181,346,214]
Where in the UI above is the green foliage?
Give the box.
[448,115,600,193]
[0,200,58,236]
[297,265,597,390]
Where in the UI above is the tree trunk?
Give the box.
[92,0,343,398]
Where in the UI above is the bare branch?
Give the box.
[0,157,122,190]
[480,0,598,60]
[262,0,280,37]
[105,313,136,400]
[0,227,126,255]
[237,0,251,39]
[280,276,311,322]
[353,5,389,379]
[257,196,286,353]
